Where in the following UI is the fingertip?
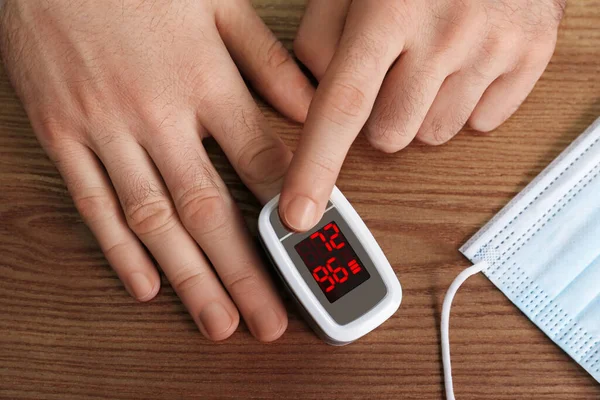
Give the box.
[415,127,454,146]
[126,272,161,302]
[366,134,410,154]
[280,194,321,232]
[198,302,240,342]
[137,282,161,303]
[249,306,288,343]
[468,65,542,134]
[468,114,502,133]
[416,136,447,146]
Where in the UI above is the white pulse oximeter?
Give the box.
[258,187,402,345]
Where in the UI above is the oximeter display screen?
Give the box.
[295,221,371,303]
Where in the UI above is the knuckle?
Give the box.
[469,112,499,133]
[364,96,416,153]
[137,105,186,140]
[35,115,80,150]
[345,30,388,67]
[171,268,209,294]
[178,186,230,238]
[365,123,412,153]
[426,117,454,145]
[431,3,487,58]
[489,30,520,55]
[306,152,339,177]
[263,37,292,71]
[227,105,262,142]
[418,62,447,83]
[103,241,130,259]
[91,131,125,149]
[466,64,493,85]
[183,66,225,108]
[237,136,289,186]
[522,38,557,66]
[126,199,176,237]
[223,270,261,298]
[425,106,472,145]
[480,32,521,69]
[321,80,368,123]
[73,189,118,224]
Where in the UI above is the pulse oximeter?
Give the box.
[258,187,402,345]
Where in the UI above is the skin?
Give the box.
[0,0,314,342]
[0,0,566,342]
[279,0,567,232]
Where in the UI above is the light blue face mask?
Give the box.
[441,118,600,399]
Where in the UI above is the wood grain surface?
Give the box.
[1,1,599,399]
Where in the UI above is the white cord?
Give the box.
[441,261,488,400]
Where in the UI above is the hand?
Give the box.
[279,0,565,231]
[0,0,314,341]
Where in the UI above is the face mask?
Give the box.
[441,117,600,399]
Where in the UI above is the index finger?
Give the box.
[279,4,406,231]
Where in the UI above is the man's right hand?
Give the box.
[279,0,563,233]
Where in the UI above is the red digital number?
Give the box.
[312,257,350,292]
[326,257,349,283]
[311,223,346,252]
[324,223,345,250]
[310,231,332,251]
[309,223,354,294]
[312,265,336,293]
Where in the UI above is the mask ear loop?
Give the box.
[441,261,488,400]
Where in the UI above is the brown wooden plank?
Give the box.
[1,1,599,398]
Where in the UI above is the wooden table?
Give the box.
[1,1,599,399]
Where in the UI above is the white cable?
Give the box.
[441,261,488,400]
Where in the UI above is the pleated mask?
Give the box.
[442,118,600,399]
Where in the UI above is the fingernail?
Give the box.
[198,303,234,340]
[128,273,155,302]
[284,195,317,231]
[250,307,285,342]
